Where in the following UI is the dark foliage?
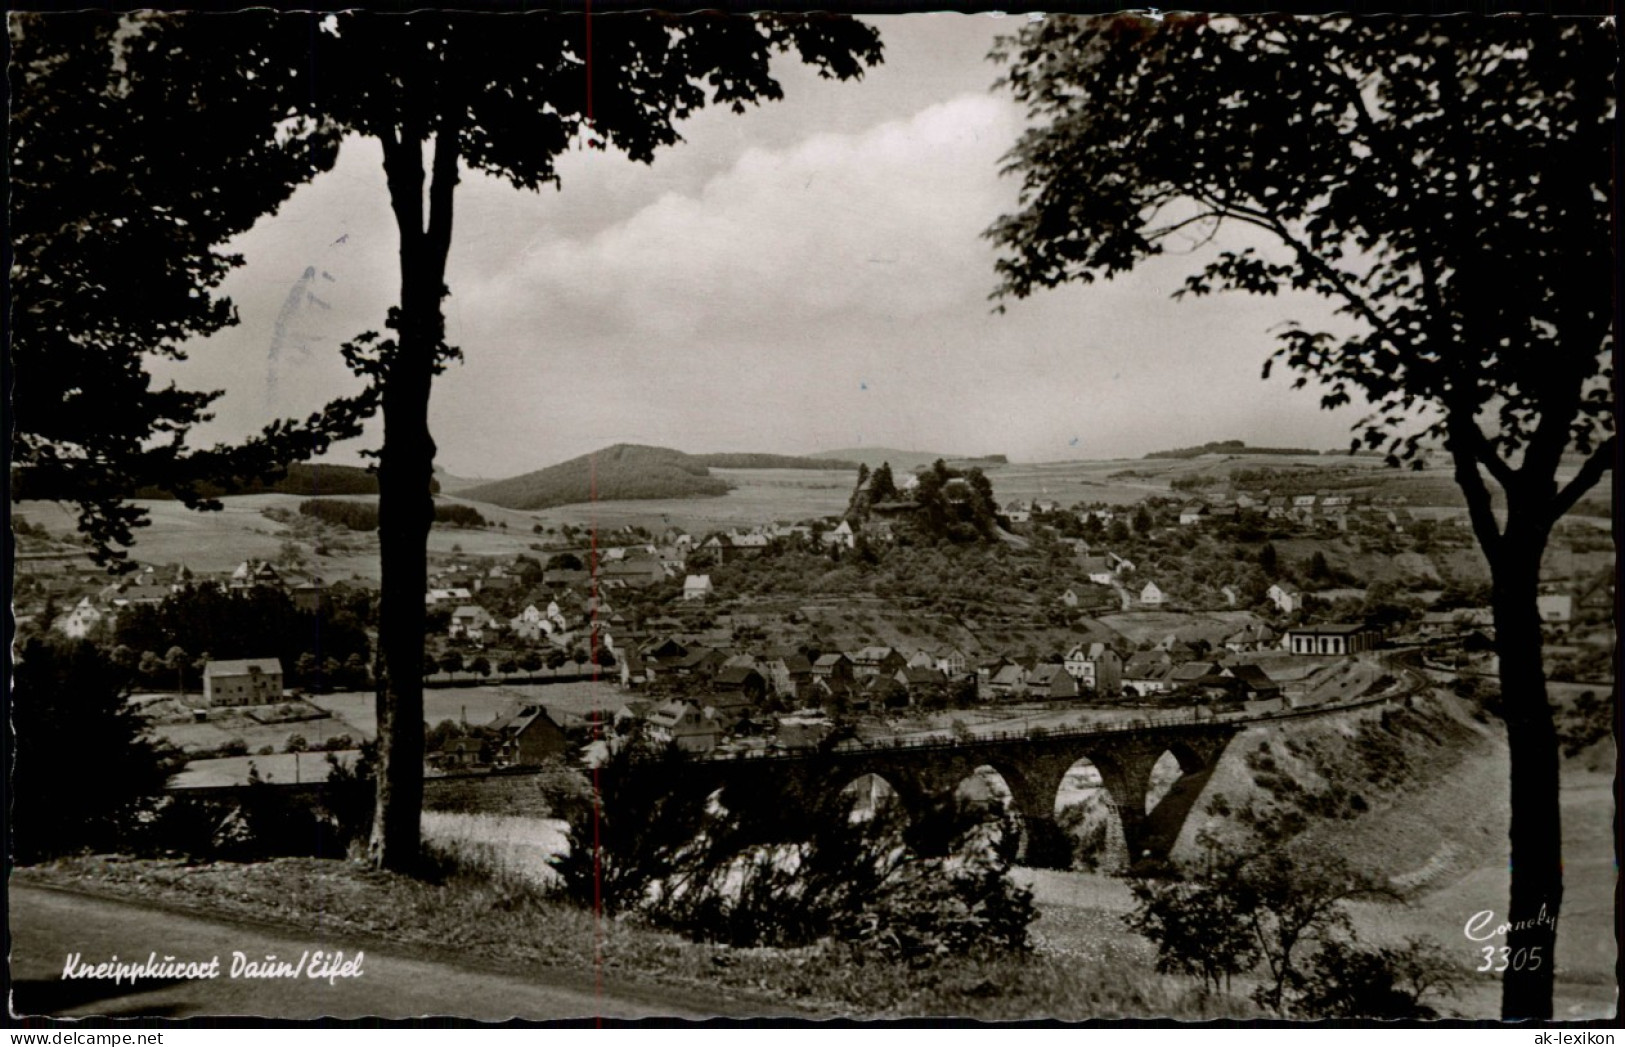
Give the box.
[1298,937,1466,1019]
[112,585,371,692]
[300,499,381,532]
[433,504,489,529]
[10,638,175,862]
[1145,441,1321,460]
[138,463,416,501]
[690,453,860,470]
[1125,835,1437,1017]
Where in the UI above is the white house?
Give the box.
[1107,551,1136,575]
[1267,583,1303,615]
[509,604,557,643]
[55,596,106,639]
[1536,593,1573,624]
[425,587,473,606]
[683,574,714,601]
[1079,557,1116,586]
[1063,643,1123,693]
[1139,581,1166,606]
[823,520,856,550]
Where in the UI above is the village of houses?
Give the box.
[11,463,1614,785]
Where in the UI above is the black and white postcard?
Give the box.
[7,6,1617,1026]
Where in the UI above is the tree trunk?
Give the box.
[368,124,458,873]
[369,354,435,871]
[1491,530,1561,1020]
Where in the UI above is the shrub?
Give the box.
[1297,938,1466,1019]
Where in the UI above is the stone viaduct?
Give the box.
[669,719,1241,872]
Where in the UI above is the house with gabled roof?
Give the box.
[1078,557,1116,585]
[713,665,767,705]
[823,519,857,550]
[489,704,569,767]
[55,596,107,640]
[1122,651,1173,695]
[760,649,813,700]
[1025,663,1079,700]
[646,700,721,753]
[894,665,948,698]
[1222,663,1282,701]
[204,658,284,707]
[682,574,714,601]
[931,647,969,677]
[1169,660,1225,690]
[1064,643,1122,694]
[449,605,496,642]
[851,646,907,678]
[1223,621,1279,653]
[986,662,1029,698]
[810,652,856,696]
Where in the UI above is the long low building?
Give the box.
[1283,623,1381,656]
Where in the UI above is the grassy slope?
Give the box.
[1021,691,1615,1020]
[12,855,1244,1020]
[1170,691,1616,1018]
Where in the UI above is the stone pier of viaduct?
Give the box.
[662,720,1240,872]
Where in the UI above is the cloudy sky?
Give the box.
[155,13,1369,479]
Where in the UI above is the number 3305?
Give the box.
[1478,946,1543,971]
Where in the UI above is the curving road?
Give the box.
[8,885,751,1021]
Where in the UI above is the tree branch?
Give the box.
[1186,184,1418,371]
[1471,429,1519,490]
[425,116,461,267]
[1546,434,1616,525]
[1447,415,1505,559]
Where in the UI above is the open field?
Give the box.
[18,449,1608,586]
[308,680,624,738]
[169,749,362,788]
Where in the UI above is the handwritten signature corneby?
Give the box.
[1463,906,1555,974]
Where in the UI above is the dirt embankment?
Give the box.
[1174,690,1508,885]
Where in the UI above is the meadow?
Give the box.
[17,450,1538,580]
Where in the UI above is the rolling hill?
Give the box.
[457,445,727,511]
[460,445,865,511]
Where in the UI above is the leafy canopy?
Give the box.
[8,14,377,563]
[988,14,1613,535]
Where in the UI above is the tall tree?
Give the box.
[291,11,881,870]
[986,14,1613,1019]
[8,14,376,564]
